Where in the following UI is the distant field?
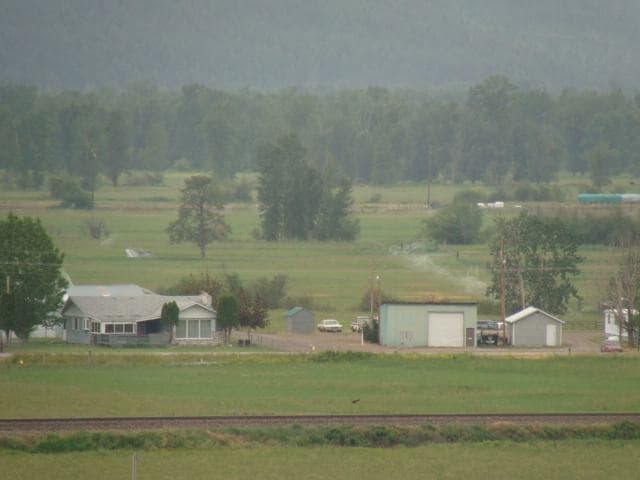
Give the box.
[0,172,635,327]
[3,441,640,480]
[2,355,639,418]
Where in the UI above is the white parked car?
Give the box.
[317,319,343,332]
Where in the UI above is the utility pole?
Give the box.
[369,265,374,323]
[500,238,507,344]
[426,148,432,208]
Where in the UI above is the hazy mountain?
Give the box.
[2,0,640,90]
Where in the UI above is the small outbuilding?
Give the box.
[284,307,315,334]
[379,302,478,348]
[505,306,564,347]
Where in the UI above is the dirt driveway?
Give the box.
[239,330,605,356]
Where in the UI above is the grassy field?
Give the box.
[2,171,632,328]
[2,355,640,417]
[2,441,639,480]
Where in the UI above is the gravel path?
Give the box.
[243,331,606,356]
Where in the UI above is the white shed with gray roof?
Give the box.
[505,306,564,347]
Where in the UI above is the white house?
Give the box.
[61,285,217,345]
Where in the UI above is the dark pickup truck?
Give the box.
[477,320,507,345]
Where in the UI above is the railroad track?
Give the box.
[1,413,639,433]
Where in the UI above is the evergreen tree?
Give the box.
[160,300,180,344]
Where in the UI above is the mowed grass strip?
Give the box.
[1,356,639,418]
[2,441,640,480]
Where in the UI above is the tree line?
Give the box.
[2,77,640,191]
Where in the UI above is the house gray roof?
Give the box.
[505,306,564,324]
[62,294,215,323]
[65,284,155,298]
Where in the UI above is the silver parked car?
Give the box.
[317,319,343,332]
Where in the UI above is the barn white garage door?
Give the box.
[428,313,463,347]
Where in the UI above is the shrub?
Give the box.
[122,171,164,187]
[309,350,375,362]
[609,421,640,440]
[453,190,487,204]
[50,175,94,209]
[368,192,383,203]
[362,319,379,343]
[251,274,288,309]
[423,201,483,244]
[82,217,110,240]
[59,182,93,209]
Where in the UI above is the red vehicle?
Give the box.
[600,340,623,353]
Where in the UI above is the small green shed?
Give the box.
[284,307,315,334]
[379,302,477,347]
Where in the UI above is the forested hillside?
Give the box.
[2,0,640,90]
[2,78,639,191]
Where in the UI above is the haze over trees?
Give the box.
[2,79,640,194]
[3,1,640,91]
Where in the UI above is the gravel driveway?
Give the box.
[239,330,607,356]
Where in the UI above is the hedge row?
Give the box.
[2,422,639,454]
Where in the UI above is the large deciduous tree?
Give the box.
[167,175,231,257]
[0,213,67,341]
[486,213,583,315]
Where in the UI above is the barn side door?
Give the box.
[466,328,475,347]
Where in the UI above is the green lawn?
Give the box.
[2,355,640,418]
[2,441,639,480]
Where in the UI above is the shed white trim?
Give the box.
[505,306,565,324]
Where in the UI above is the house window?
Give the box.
[188,320,199,338]
[91,322,101,333]
[104,323,135,334]
[200,320,211,337]
[176,319,212,339]
[176,320,187,339]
